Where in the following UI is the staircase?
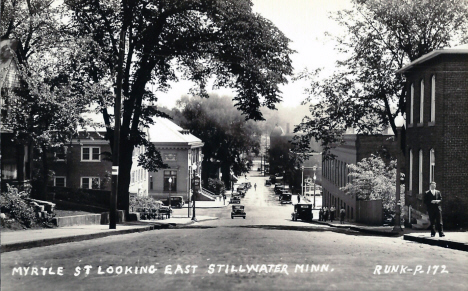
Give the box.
[196,188,217,201]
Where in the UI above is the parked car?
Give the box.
[274,184,290,195]
[291,203,313,222]
[279,193,292,204]
[231,204,246,219]
[230,196,241,204]
[237,184,246,192]
[163,196,185,208]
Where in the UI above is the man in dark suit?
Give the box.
[424,182,445,237]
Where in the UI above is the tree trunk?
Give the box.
[117,138,134,217]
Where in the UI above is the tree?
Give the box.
[293,0,468,158]
[171,94,262,187]
[340,154,404,213]
[64,0,294,213]
[1,1,96,197]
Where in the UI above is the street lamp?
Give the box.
[187,163,197,217]
[301,166,304,197]
[168,177,172,218]
[392,113,405,233]
[191,163,198,221]
[313,166,317,208]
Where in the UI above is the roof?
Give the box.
[397,44,468,74]
[148,117,204,148]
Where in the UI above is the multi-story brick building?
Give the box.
[397,44,468,228]
[50,130,114,191]
[321,128,397,224]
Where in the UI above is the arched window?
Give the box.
[431,75,436,122]
[410,83,414,124]
[430,149,435,183]
[420,79,424,123]
[409,150,413,191]
[419,149,423,194]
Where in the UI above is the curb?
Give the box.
[403,234,468,252]
[312,220,401,237]
[1,225,161,253]
[148,217,219,226]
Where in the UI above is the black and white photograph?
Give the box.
[1,0,468,290]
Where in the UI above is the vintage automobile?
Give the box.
[291,203,314,222]
[245,182,252,189]
[231,204,246,219]
[274,184,290,195]
[279,192,293,204]
[230,196,241,204]
[163,196,185,208]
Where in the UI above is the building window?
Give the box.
[420,79,424,123]
[164,170,177,191]
[54,176,66,187]
[409,150,413,191]
[430,149,435,183]
[54,147,67,161]
[419,150,423,194]
[431,75,435,122]
[410,83,414,124]
[81,177,100,189]
[81,147,100,161]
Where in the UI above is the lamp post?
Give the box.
[313,166,317,208]
[192,173,200,221]
[301,166,304,197]
[168,177,172,218]
[392,113,405,233]
[191,163,197,219]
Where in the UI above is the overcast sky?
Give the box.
[156,0,353,109]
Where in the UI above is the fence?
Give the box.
[356,199,383,225]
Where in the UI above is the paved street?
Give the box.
[2,170,468,291]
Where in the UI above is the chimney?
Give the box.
[286,123,290,134]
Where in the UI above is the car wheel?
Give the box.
[243,216,246,219]
[231,215,233,219]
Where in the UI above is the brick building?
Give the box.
[50,130,114,191]
[397,44,468,228]
[321,129,397,224]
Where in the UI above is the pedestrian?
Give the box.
[254,183,257,191]
[245,174,247,180]
[324,206,329,222]
[424,182,445,237]
[319,207,324,221]
[340,206,345,224]
[330,206,336,222]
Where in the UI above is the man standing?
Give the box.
[330,206,336,222]
[340,206,346,224]
[424,182,445,237]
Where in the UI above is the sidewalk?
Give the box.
[313,219,468,252]
[183,200,229,208]
[1,216,218,253]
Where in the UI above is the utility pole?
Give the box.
[110,23,126,229]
